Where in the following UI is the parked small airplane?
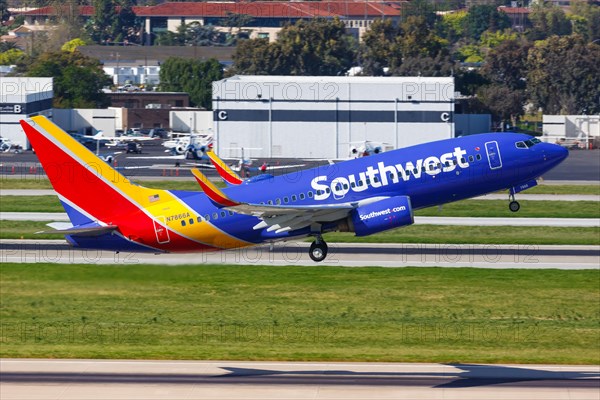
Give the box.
[348,140,392,158]
[21,116,568,262]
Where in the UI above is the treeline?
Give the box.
[228,1,600,125]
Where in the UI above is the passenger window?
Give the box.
[476,154,482,160]
[468,155,474,162]
[308,191,314,198]
[413,168,418,174]
[268,200,273,205]
[461,157,466,164]
[291,195,297,201]
[350,182,356,188]
[220,211,226,217]
[181,220,186,226]
[325,188,330,194]
[228,211,234,216]
[343,184,349,189]
[205,214,210,221]
[275,198,281,205]
[212,212,218,219]
[300,193,305,200]
[374,176,379,183]
[198,216,202,223]
[284,197,289,203]
[189,218,194,225]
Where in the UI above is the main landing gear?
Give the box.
[509,193,520,212]
[309,235,328,262]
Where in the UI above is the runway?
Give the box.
[1,359,598,400]
[1,240,598,269]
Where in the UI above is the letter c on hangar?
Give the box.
[440,112,450,122]
[218,110,228,120]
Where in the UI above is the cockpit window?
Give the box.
[516,138,541,149]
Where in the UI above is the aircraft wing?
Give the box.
[232,203,353,233]
[191,168,354,234]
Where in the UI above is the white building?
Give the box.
[52,108,122,137]
[103,66,161,86]
[170,110,213,133]
[212,76,455,159]
[0,77,53,148]
[542,115,600,149]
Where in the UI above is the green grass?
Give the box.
[0,196,63,212]
[526,185,600,195]
[324,225,600,246]
[2,220,598,245]
[1,178,598,194]
[0,263,598,364]
[2,196,598,218]
[415,200,600,218]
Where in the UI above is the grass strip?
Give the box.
[0,263,598,364]
[2,220,598,245]
[1,196,598,219]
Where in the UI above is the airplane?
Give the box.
[348,140,392,158]
[20,116,568,262]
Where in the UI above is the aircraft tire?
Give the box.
[509,201,520,212]
[309,241,328,262]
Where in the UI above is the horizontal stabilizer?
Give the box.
[191,168,240,207]
[37,223,118,237]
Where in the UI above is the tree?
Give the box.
[358,19,401,76]
[25,51,111,108]
[276,18,357,76]
[156,22,227,46]
[569,1,600,42]
[159,57,223,109]
[399,16,448,59]
[231,38,287,75]
[85,0,141,44]
[527,35,600,114]
[393,52,456,77]
[401,0,437,28]
[438,10,467,42]
[464,5,511,40]
[61,38,87,52]
[220,12,254,43]
[88,0,115,43]
[232,18,357,76]
[481,39,530,90]
[1,0,10,23]
[0,48,25,65]
[527,3,572,40]
[478,84,525,129]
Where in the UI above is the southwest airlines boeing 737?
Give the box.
[20,116,568,262]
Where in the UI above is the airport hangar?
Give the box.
[212,76,455,159]
[0,77,53,147]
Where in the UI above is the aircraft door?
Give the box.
[153,216,170,244]
[485,141,503,170]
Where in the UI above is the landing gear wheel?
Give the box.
[309,241,328,262]
[509,201,520,212]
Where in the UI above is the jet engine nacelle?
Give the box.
[348,196,414,237]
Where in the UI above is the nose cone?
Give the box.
[546,143,569,166]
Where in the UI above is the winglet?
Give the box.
[206,150,243,185]
[191,168,240,207]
